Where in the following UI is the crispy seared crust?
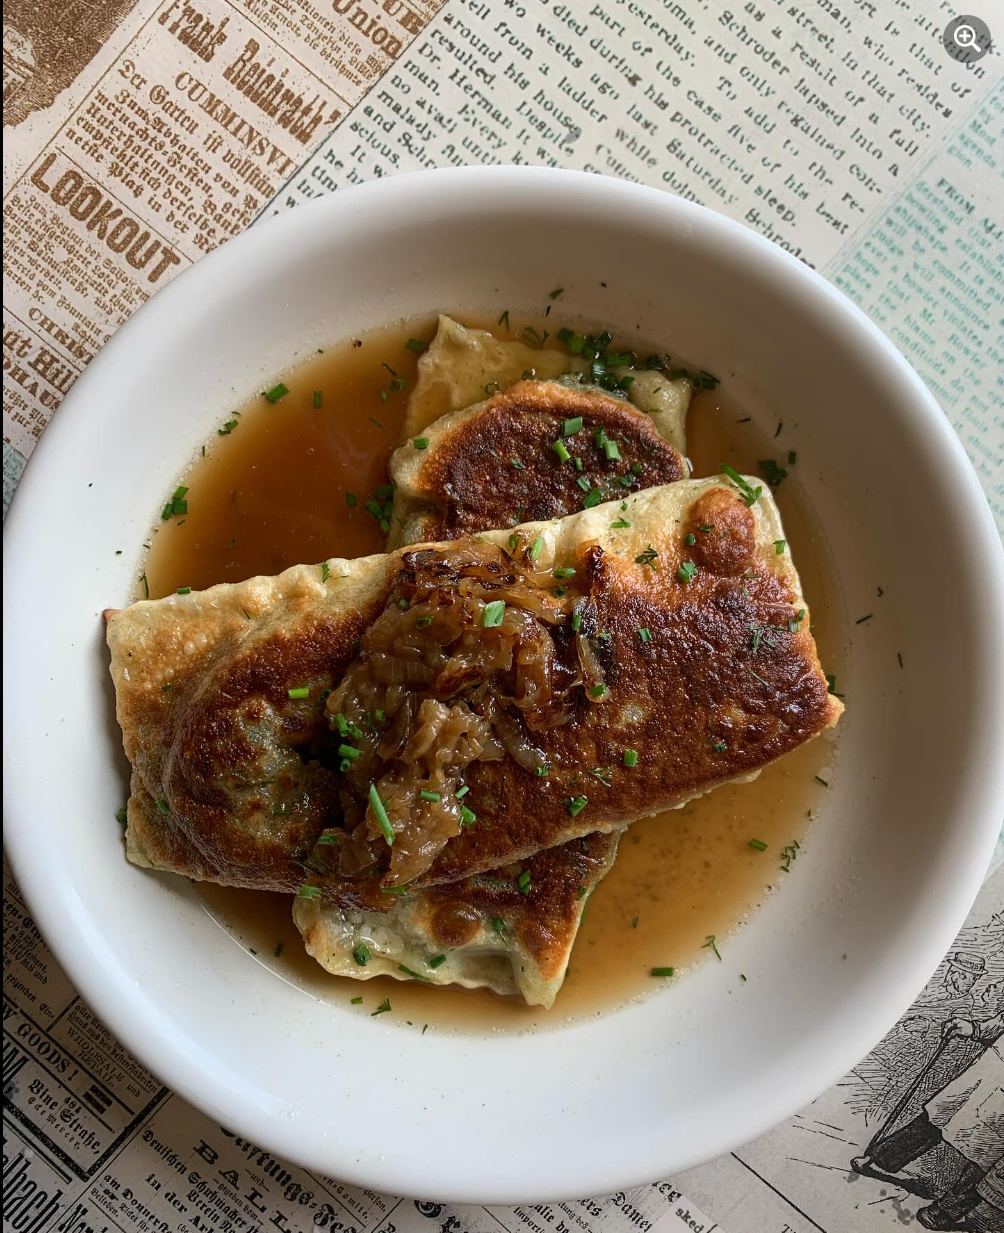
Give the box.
[107,479,841,896]
[294,831,618,1007]
[389,380,686,549]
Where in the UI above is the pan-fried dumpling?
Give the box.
[294,832,617,1008]
[388,378,687,550]
[107,478,841,903]
[404,315,691,449]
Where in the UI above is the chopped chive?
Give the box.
[577,885,588,899]
[638,627,652,643]
[856,614,873,625]
[155,799,169,815]
[369,416,384,428]
[492,917,506,938]
[562,416,583,437]
[351,996,363,1004]
[748,838,768,852]
[484,381,501,396]
[482,599,506,627]
[263,382,289,403]
[589,683,607,699]
[677,560,698,583]
[517,870,532,894]
[420,790,441,802]
[814,775,829,787]
[623,749,638,768]
[651,967,674,978]
[583,489,603,508]
[316,833,341,845]
[826,674,839,694]
[603,439,621,461]
[698,524,714,532]
[635,546,659,568]
[712,740,727,752]
[530,536,544,561]
[703,935,722,961]
[297,884,321,900]
[415,615,433,629]
[508,533,520,551]
[719,464,762,507]
[577,475,591,493]
[775,539,787,555]
[575,457,584,471]
[571,611,583,632]
[460,805,477,827]
[116,806,128,824]
[288,687,310,699]
[684,532,696,546]
[511,458,525,469]
[498,310,510,329]
[455,785,470,799]
[564,795,588,817]
[549,287,564,300]
[775,422,783,438]
[398,964,429,981]
[759,458,788,488]
[346,492,357,507]
[218,417,239,435]
[371,998,392,1016]
[897,652,904,669]
[429,954,447,969]
[535,764,550,777]
[405,338,427,353]
[353,943,371,966]
[611,517,631,528]
[552,440,571,463]
[413,437,429,450]
[176,586,191,595]
[338,744,362,762]
[313,390,323,408]
[788,450,797,464]
[553,566,575,579]
[369,784,394,845]
[631,916,639,928]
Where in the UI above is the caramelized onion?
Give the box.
[322,542,591,904]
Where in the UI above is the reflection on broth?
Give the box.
[143,312,845,1032]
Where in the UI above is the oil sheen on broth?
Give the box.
[144,313,844,1032]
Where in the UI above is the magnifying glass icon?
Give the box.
[954,23,979,47]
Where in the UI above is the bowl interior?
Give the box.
[4,168,1002,1203]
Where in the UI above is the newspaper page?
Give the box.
[3,0,1003,1230]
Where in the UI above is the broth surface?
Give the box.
[144,312,844,1032]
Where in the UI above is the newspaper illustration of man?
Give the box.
[851,979,1003,1230]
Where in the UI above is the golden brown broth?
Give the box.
[144,314,844,1033]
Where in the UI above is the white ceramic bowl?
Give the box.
[5,167,1003,1203]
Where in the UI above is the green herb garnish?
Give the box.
[719,464,762,506]
[589,683,607,699]
[371,998,392,1016]
[748,838,768,852]
[623,749,638,768]
[405,338,427,353]
[563,416,583,437]
[482,600,506,627]
[297,884,321,900]
[635,546,659,569]
[420,790,441,803]
[582,489,603,509]
[677,560,698,583]
[369,783,394,845]
[564,795,588,817]
[703,935,722,961]
[288,687,310,699]
[638,627,652,643]
[263,382,289,403]
[353,944,371,966]
[552,440,571,463]
[517,870,532,894]
[651,967,675,978]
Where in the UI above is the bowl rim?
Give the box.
[5,165,1004,1202]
